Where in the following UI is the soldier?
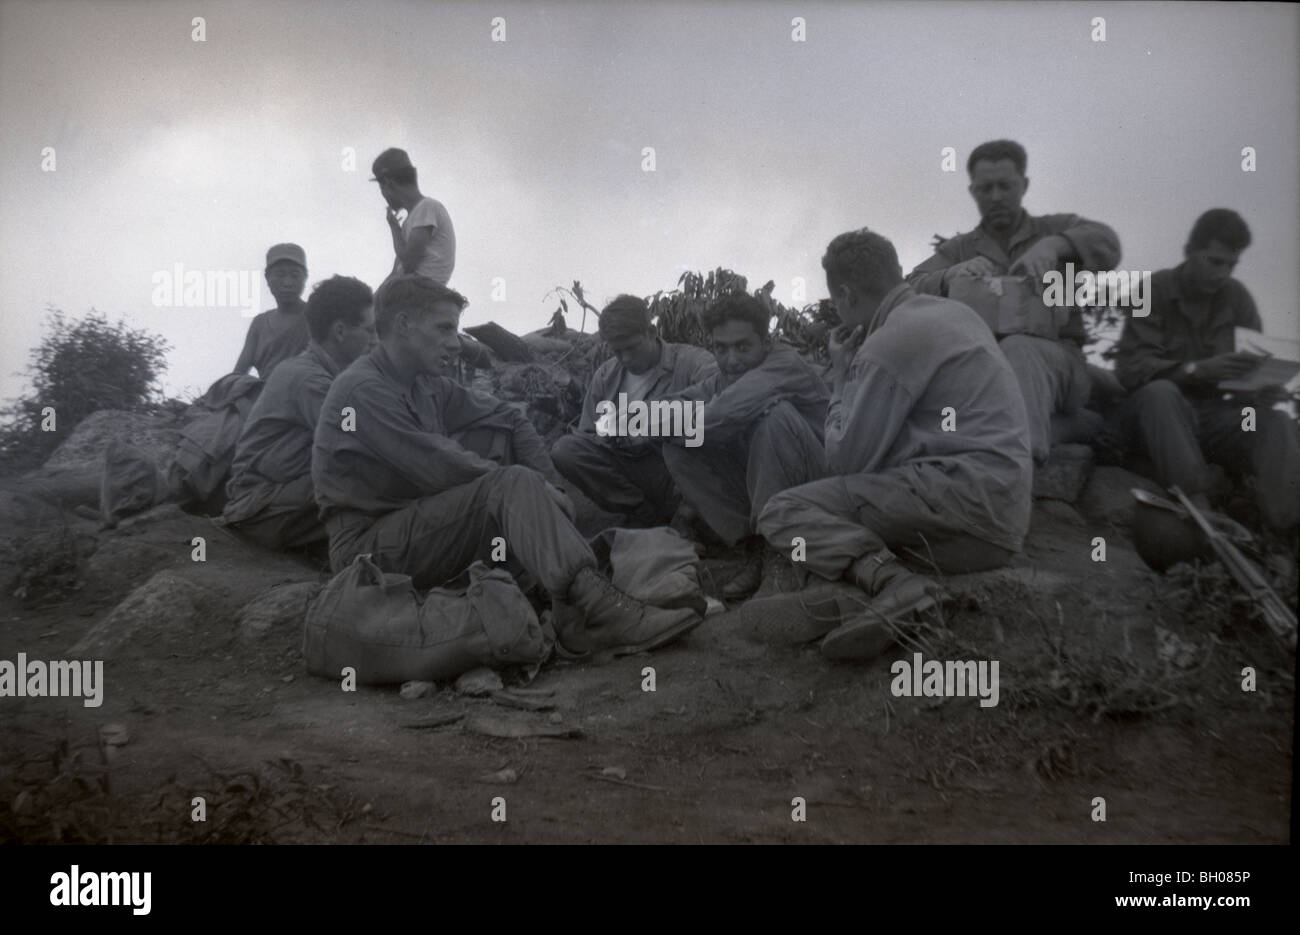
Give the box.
[312,276,702,658]
[222,275,376,549]
[234,243,311,380]
[760,229,1032,662]
[661,292,829,599]
[552,294,717,526]
[907,140,1121,463]
[1115,208,1299,536]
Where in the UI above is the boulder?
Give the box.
[1032,443,1094,503]
[237,581,323,643]
[81,536,177,599]
[43,409,184,473]
[70,570,213,657]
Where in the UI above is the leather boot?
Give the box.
[566,567,702,656]
[721,538,766,601]
[822,551,949,662]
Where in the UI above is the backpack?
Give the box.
[166,373,263,513]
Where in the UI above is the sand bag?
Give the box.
[589,527,707,616]
[303,555,548,685]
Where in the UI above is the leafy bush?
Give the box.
[551,268,840,368]
[0,307,170,474]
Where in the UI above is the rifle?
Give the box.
[1170,486,1296,650]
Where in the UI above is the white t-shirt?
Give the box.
[393,196,456,284]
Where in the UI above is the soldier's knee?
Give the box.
[1131,378,1185,413]
[756,490,798,537]
[550,434,584,475]
[755,399,799,429]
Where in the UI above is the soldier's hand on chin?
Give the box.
[828,324,865,378]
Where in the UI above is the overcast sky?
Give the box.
[1,0,1297,402]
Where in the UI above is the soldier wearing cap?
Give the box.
[233,243,311,380]
[371,147,456,286]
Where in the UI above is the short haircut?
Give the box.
[967,139,1027,177]
[702,293,770,339]
[822,228,904,297]
[306,275,374,342]
[598,294,652,342]
[375,275,467,337]
[1186,208,1251,252]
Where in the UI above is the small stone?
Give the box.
[99,723,130,747]
[237,582,323,643]
[600,766,627,781]
[480,768,519,785]
[455,667,504,696]
[547,712,563,724]
[399,680,436,700]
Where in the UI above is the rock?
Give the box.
[399,680,436,700]
[43,409,184,473]
[8,466,102,510]
[1077,466,1164,530]
[1033,443,1094,503]
[1035,499,1085,527]
[99,723,131,747]
[237,582,323,642]
[70,571,212,657]
[1155,626,1200,669]
[455,667,504,696]
[81,536,176,599]
[479,768,519,784]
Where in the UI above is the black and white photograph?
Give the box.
[0,0,1295,874]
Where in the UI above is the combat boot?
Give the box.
[821,551,949,661]
[566,567,703,656]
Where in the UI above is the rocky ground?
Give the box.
[1,454,1293,843]
[0,335,1294,844]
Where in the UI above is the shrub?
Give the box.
[0,307,170,474]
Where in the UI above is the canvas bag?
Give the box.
[302,555,549,685]
[166,373,264,512]
[948,275,1070,340]
[589,526,708,617]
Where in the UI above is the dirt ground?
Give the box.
[0,489,1293,844]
